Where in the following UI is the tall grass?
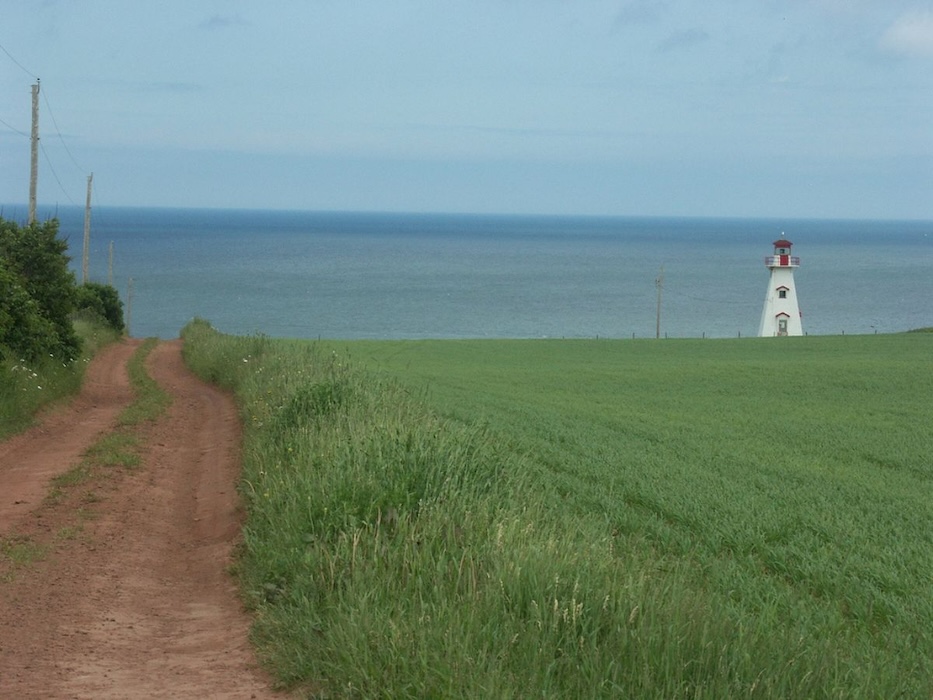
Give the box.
[0,319,121,439]
[183,319,933,698]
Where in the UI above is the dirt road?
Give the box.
[0,339,280,698]
[0,339,140,532]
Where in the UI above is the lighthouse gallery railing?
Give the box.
[764,256,800,266]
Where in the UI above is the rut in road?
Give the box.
[0,339,282,699]
[0,339,139,531]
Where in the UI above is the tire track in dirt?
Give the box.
[0,340,281,699]
[0,339,140,532]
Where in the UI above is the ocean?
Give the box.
[34,206,933,340]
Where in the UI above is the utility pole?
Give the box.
[655,265,664,340]
[108,241,114,286]
[82,173,93,283]
[28,80,40,225]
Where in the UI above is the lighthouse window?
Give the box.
[778,289,787,299]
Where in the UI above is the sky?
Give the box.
[1,1,932,219]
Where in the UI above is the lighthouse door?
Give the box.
[777,318,788,336]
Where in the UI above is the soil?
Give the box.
[0,339,283,699]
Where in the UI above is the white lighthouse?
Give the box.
[758,238,803,337]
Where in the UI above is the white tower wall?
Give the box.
[758,266,803,336]
[758,239,803,337]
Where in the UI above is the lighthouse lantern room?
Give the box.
[758,238,803,337]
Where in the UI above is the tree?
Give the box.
[0,257,59,361]
[75,282,125,332]
[0,217,80,361]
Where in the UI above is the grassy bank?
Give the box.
[0,319,122,440]
[182,320,933,698]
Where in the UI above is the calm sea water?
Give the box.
[41,206,933,340]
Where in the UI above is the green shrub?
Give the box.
[0,216,80,361]
[74,282,125,332]
[0,258,59,363]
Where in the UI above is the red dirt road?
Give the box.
[0,339,140,532]
[0,340,281,699]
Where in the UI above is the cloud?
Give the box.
[148,81,203,93]
[880,10,933,57]
[657,28,710,52]
[614,0,667,27]
[199,14,249,31]
[103,80,203,94]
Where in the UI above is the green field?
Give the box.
[182,322,933,698]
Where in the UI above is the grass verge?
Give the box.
[0,319,122,440]
[182,319,933,698]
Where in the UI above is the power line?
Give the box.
[42,89,86,174]
[0,40,39,79]
[665,286,751,306]
[0,39,90,204]
[91,186,110,226]
[0,114,29,137]
[40,140,77,205]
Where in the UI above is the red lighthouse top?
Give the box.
[765,238,800,268]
